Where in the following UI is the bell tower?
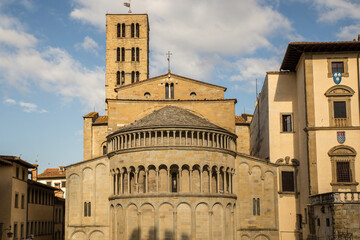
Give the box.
[105,14,149,108]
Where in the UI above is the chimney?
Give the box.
[358,34,360,41]
[31,164,38,181]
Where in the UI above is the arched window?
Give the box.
[170,83,174,99]
[122,23,125,37]
[171,173,177,192]
[328,145,357,188]
[131,23,135,38]
[136,71,139,82]
[136,47,139,62]
[131,48,135,61]
[116,47,120,61]
[121,47,125,61]
[116,71,120,85]
[117,23,121,37]
[325,85,355,127]
[103,145,107,155]
[121,71,125,85]
[165,83,169,99]
[131,71,135,83]
[136,23,140,37]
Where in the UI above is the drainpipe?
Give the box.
[357,52,360,122]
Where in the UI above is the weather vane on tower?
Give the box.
[123,0,131,13]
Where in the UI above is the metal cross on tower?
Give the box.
[167,51,172,73]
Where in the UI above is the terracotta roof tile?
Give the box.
[38,168,66,179]
[93,116,108,125]
[112,106,230,133]
[235,116,245,123]
[83,112,98,118]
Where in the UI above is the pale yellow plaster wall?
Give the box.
[107,100,236,133]
[311,53,360,127]
[267,72,297,163]
[315,130,360,193]
[116,74,225,100]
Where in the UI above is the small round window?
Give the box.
[190,92,196,98]
[144,92,151,98]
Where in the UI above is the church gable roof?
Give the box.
[115,106,229,133]
[115,72,227,91]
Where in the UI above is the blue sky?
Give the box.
[1,0,360,172]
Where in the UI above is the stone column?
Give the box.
[185,130,188,145]
[114,173,118,195]
[178,170,181,192]
[167,130,170,145]
[200,169,203,193]
[135,171,139,193]
[173,211,177,240]
[225,171,228,193]
[145,170,148,193]
[161,131,164,145]
[196,131,199,146]
[125,134,128,149]
[179,130,182,145]
[155,131,158,145]
[128,172,130,194]
[149,131,152,146]
[217,170,220,193]
[173,130,176,145]
[138,132,141,147]
[202,131,205,146]
[209,169,212,193]
[168,169,170,192]
[189,169,192,192]
[156,170,159,192]
[120,172,123,194]
[209,210,213,240]
[191,131,194,145]
[230,173,233,194]
[207,132,210,147]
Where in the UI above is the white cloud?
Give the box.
[19,101,46,113]
[3,97,16,104]
[0,14,105,111]
[70,0,297,80]
[3,97,47,113]
[75,36,101,54]
[312,0,360,23]
[337,24,360,40]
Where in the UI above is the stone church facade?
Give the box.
[65,13,360,240]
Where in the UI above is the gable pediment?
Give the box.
[114,72,226,100]
[325,85,355,97]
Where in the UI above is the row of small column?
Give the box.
[111,167,234,196]
[109,129,236,152]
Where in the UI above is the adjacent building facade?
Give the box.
[250,41,360,239]
[65,13,360,240]
[0,156,65,240]
[38,167,67,198]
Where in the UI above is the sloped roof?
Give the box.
[235,116,245,124]
[0,155,35,168]
[93,116,108,125]
[38,168,66,179]
[114,106,229,133]
[115,72,227,91]
[281,41,360,71]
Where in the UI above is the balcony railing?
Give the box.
[335,118,347,127]
[310,192,360,205]
[107,128,237,154]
